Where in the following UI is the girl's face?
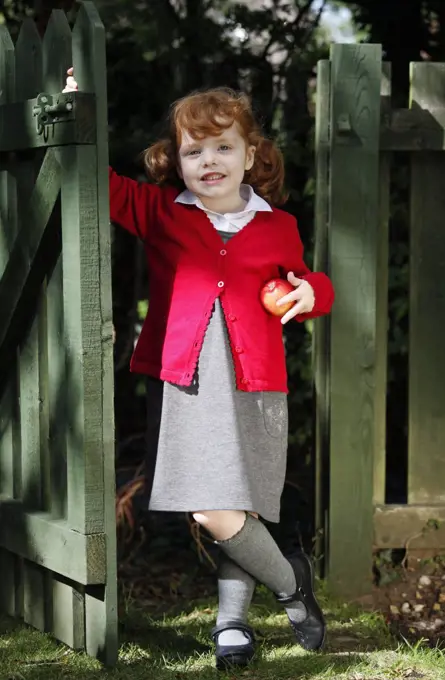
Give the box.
[177,122,255,213]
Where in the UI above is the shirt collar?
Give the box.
[175,184,272,215]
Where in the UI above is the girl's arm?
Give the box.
[280,218,335,322]
[108,167,161,240]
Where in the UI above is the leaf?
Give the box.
[137,299,149,320]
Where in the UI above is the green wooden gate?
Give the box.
[0,2,117,664]
[314,43,445,599]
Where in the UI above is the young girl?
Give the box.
[65,71,334,670]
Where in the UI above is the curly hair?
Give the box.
[142,87,287,206]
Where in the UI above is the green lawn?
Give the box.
[1,585,444,680]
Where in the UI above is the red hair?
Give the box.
[143,88,287,206]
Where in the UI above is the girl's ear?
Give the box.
[245,145,256,171]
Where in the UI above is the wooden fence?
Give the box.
[0,2,117,664]
[314,43,445,599]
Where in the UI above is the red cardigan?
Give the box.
[109,168,334,392]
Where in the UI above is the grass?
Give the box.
[1,584,444,680]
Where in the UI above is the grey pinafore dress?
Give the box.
[145,211,288,523]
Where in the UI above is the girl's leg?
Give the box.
[216,556,256,646]
[194,509,324,649]
[194,509,306,618]
[215,511,257,646]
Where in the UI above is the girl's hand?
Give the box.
[276,271,315,324]
[62,67,78,93]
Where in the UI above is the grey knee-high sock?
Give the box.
[216,557,256,646]
[217,514,307,624]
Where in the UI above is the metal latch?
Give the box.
[33,93,75,138]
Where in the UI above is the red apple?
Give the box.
[260,278,295,317]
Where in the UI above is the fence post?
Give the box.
[313,58,331,570]
[326,43,382,598]
[408,64,445,510]
[72,2,117,665]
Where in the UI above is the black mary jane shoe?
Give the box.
[211,620,255,671]
[277,550,326,651]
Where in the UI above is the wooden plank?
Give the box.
[313,59,330,569]
[0,386,15,499]
[15,18,43,100]
[19,310,48,631]
[19,314,47,631]
[43,10,72,93]
[373,63,391,506]
[15,16,49,634]
[73,2,118,664]
[0,169,17,278]
[0,148,60,384]
[0,24,17,502]
[18,194,42,514]
[60,143,104,535]
[41,9,83,649]
[0,365,21,500]
[374,504,445,550]
[380,107,445,151]
[0,384,19,617]
[0,549,16,615]
[0,92,96,152]
[409,63,445,505]
[0,22,19,621]
[41,8,72,521]
[45,247,67,519]
[23,561,46,632]
[0,499,106,584]
[0,24,17,276]
[327,43,382,598]
[1,363,24,618]
[50,577,85,649]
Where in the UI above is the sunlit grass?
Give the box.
[1,584,444,679]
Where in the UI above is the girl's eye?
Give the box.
[219,145,231,151]
[187,149,200,156]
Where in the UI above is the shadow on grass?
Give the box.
[0,592,399,680]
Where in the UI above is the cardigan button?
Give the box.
[217,281,224,288]
[220,249,227,256]
[235,346,243,354]
[228,314,237,322]
[241,378,249,385]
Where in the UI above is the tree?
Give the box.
[340,0,445,101]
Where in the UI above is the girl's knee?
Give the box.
[192,509,247,541]
[192,511,212,526]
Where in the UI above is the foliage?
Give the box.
[340,0,445,68]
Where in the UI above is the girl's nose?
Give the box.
[202,148,216,165]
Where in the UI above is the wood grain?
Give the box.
[327,43,382,598]
[409,63,445,505]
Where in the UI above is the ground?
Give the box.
[1,548,445,680]
[366,554,445,649]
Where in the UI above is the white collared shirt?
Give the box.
[175,183,272,233]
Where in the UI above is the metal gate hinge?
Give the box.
[33,93,75,138]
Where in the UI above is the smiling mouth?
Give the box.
[201,173,225,182]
